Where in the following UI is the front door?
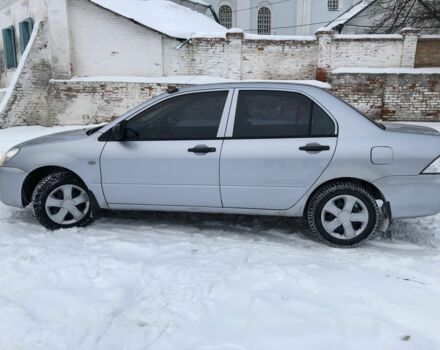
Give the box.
[220,89,338,210]
[100,90,231,207]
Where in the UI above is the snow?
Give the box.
[0,124,440,349]
[332,67,440,74]
[244,33,316,41]
[89,0,226,39]
[335,34,402,39]
[420,35,440,39]
[326,1,372,29]
[51,76,332,88]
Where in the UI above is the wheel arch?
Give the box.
[21,166,89,207]
[303,177,386,217]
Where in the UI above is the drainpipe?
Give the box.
[208,5,221,24]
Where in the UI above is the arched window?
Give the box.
[328,0,339,11]
[257,7,271,35]
[219,5,232,29]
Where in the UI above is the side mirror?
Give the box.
[112,120,127,141]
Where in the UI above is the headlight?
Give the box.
[0,148,20,167]
[422,156,440,174]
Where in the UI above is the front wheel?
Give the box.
[307,182,381,247]
[32,172,94,230]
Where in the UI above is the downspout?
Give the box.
[209,5,221,24]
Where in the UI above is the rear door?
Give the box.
[100,90,232,207]
[220,89,337,210]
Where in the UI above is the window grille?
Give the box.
[328,0,339,11]
[257,7,271,35]
[219,5,232,29]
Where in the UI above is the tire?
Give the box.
[307,182,381,247]
[32,172,94,230]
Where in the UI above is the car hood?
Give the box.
[17,128,91,148]
[383,122,439,136]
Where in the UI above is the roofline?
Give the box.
[326,0,378,29]
[87,0,189,39]
[169,81,329,92]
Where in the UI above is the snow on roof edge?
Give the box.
[89,0,227,39]
[51,76,331,88]
[332,67,440,74]
[326,1,373,29]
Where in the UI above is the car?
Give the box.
[0,82,439,247]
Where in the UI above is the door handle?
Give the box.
[299,143,330,153]
[188,145,217,154]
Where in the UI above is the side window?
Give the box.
[311,103,336,136]
[2,26,17,69]
[126,91,228,140]
[234,91,311,138]
[233,90,336,138]
[19,18,33,53]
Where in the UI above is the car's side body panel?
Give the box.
[100,139,224,207]
[0,82,438,222]
[3,129,108,209]
[220,137,337,210]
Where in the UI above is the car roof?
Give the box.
[170,81,327,93]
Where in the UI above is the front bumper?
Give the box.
[0,166,28,208]
[373,175,440,219]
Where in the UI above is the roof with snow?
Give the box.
[89,0,227,39]
[326,1,373,30]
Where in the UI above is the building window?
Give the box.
[19,18,33,53]
[2,26,17,69]
[257,7,271,35]
[219,5,232,29]
[328,0,339,11]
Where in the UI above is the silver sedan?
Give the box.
[1,82,439,247]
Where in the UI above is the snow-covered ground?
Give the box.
[0,124,439,350]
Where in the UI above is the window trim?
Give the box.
[100,89,234,142]
[224,88,338,139]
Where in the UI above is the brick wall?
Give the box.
[48,80,185,125]
[0,22,52,127]
[415,37,440,68]
[164,30,413,81]
[46,71,440,126]
[331,36,403,69]
[331,72,440,121]
[241,37,318,80]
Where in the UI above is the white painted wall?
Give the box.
[67,0,164,77]
[205,0,359,35]
[331,37,404,68]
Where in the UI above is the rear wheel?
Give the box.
[32,172,94,230]
[307,182,381,247]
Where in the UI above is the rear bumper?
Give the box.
[0,166,27,208]
[373,175,440,219]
